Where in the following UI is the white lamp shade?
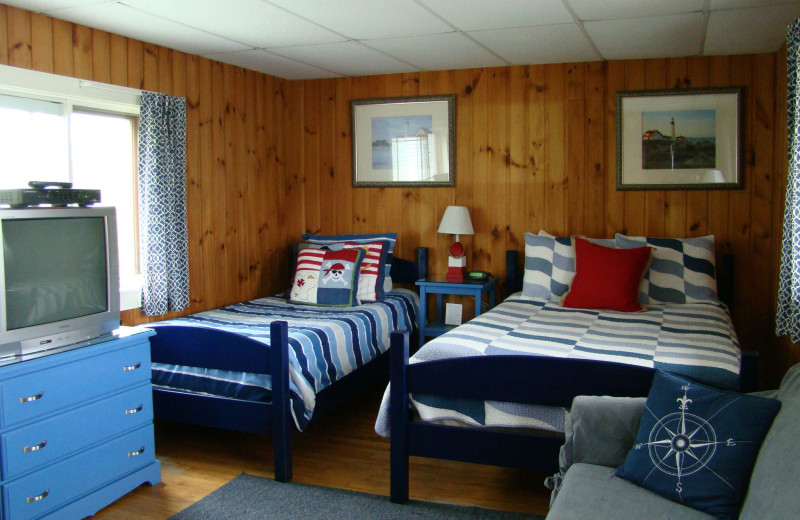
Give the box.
[437,206,474,236]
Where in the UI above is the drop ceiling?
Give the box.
[5,0,800,80]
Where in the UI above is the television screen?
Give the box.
[2,216,109,330]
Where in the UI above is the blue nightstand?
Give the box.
[416,275,498,347]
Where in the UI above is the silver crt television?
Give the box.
[0,206,121,358]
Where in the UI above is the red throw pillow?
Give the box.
[562,238,652,312]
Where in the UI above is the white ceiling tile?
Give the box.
[42,2,249,55]
[585,13,705,60]
[705,4,800,55]
[709,0,798,8]
[364,32,507,71]
[469,24,600,65]
[122,0,346,48]
[1,0,110,12]
[270,41,420,77]
[2,0,798,79]
[267,0,453,39]
[419,0,573,31]
[568,0,705,20]
[203,50,342,80]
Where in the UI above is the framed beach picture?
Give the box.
[351,95,455,187]
[616,87,743,190]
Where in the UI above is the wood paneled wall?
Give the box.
[2,4,797,384]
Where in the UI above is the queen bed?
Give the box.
[146,237,426,482]
[378,233,758,503]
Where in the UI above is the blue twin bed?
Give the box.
[380,246,756,503]
[145,248,426,482]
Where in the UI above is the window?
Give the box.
[0,65,142,310]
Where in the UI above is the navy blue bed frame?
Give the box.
[148,247,428,483]
[389,249,758,503]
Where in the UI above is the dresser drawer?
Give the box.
[0,341,151,428]
[1,383,153,480]
[2,424,155,520]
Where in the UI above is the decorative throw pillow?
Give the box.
[303,233,396,292]
[616,370,781,520]
[343,241,387,302]
[562,238,651,312]
[289,247,364,307]
[537,229,616,249]
[615,234,717,304]
[522,232,576,299]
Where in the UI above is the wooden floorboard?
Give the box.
[93,385,553,518]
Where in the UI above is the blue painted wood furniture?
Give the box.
[0,328,160,519]
[148,247,428,483]
[415,275,497,347]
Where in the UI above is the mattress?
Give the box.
[375,292,741,437]
[149,289,419,430]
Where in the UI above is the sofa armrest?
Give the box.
[559,395,647,473]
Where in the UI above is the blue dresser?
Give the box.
[0,328,160,520]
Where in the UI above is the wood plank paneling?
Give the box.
[30,14,52,73]
[0,4,8,66]
[3,4,796,381]
[7,7,31,68]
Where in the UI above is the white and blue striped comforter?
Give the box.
[150,289,419,430]
[375,293,740,436]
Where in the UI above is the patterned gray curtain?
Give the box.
[777,19,800,341]
[138,91,189,316]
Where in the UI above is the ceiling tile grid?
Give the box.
[3,0,800,79]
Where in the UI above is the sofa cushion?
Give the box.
[616,370,781,520]
[739,363,800,520]
[547,463,714,520]
[559,395,647,472]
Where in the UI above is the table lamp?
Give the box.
[437,205,474,281]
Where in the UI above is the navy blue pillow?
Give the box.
[616,370,781,520]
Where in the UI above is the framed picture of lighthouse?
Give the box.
[615,87,743,190]
[351,95,456,187]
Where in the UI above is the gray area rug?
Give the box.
[170,473,546,520]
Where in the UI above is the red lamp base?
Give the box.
[446,266,465,282]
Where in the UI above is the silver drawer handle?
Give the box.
[127,446,146,457]
[122,362,142,372]
[19,391,43,403]
[26,489,49,503]
[125,404,144,415]
[23,440,47,453]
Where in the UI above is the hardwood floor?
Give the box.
[93,385,553,519]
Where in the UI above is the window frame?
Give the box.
[0,64,143,311]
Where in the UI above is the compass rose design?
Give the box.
[633,382,741,500]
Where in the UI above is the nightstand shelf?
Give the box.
[416,276,497,347]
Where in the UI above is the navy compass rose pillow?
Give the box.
[616,370,781,520]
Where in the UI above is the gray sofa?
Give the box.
[545,363,800,520]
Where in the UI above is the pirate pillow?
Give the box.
[343,241,387,302]
[616,370,781,520]
[289,247,364,307]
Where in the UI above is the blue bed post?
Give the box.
[389,329,410,503]
[271,320,292,482]
[416,247,428,280]
[505,249,520,296]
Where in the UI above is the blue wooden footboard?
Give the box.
[388,329,759,503]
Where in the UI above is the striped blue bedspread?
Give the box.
[149,289,419,430]
[375,293,740,436]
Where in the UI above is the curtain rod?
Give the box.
[79,80,142,97]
